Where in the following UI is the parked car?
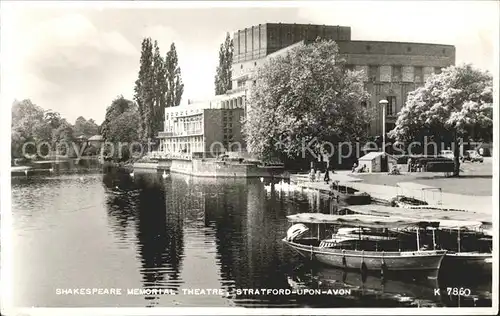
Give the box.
[439,150,455,160]
[462,150,484,163]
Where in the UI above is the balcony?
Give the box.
[225,86,246,95]
[158,131,173,138]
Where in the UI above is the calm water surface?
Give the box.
[11,169,492,308]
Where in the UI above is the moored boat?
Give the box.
[283,213,447,272]
[329,182,371,205]
[436,221,492,274]
[390,195,428,208]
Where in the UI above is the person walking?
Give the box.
[324,168,330,184]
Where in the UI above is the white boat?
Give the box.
[283,213,447,272]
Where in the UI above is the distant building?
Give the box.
[88,135,104,147]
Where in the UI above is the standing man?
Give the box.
[324,168,330,184]
[407,157,412,173]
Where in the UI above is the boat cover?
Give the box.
[286,213,439,229]
[286,223,309,240]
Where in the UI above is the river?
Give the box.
[10,169,492,308]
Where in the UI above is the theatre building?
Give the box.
[230,23,456,136]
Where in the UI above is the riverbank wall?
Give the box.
[133,158,287,178]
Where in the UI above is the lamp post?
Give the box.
[379,99,389,155]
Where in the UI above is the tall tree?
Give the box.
[214,33,234,95]
[165,42,184,108]
[242,40,371,163]
[153,40,167,132]
[134,37,155,146]
[389,64,493,176]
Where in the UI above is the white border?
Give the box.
[1,1,498,315]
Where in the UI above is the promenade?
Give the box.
[290,160,493,217]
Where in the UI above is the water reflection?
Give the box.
[11,169,492,308]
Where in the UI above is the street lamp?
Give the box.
[379,99,389,154]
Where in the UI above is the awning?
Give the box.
[286,213,439,229]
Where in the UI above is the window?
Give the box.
[434,67,442,74]
[407,46,412,52]
[240,64,243,69]
[366,45,371,51]
[414,66,423,83]
[368,65,379,82]
[392,65,402,82]
[386,96,396,116]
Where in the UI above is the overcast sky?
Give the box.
[2,1,498,124]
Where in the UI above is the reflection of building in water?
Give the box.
[104,172,184,307]
[134,173,184,306]
[200,178,293,305]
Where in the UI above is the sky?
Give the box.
[2,1,498,125]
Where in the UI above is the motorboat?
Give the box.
[283,213,447,272]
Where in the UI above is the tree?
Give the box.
[52,119,76,157]
[134,37,155,145]
[389,64,493,176]
[153,40,167,132]
[214,33,233,95]
[242,39,371,163]
[11,99,47,158]
[165,42,184,108]
[101,96,137,141]
[101,96,141,161]
[74,116,99,137]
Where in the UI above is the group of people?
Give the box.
[309,168,334,184]
[351,162,366,173]
[407,157,423,172]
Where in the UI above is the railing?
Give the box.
[158,130,203,137]
[158,131,173,137]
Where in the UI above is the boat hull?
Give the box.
[332,192,371,205]
[442,253,492,274]
[283,239,446,271]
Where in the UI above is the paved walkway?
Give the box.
[290,171,492,215]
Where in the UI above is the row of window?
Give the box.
[165,110,203,120]
[345,65,442,83]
